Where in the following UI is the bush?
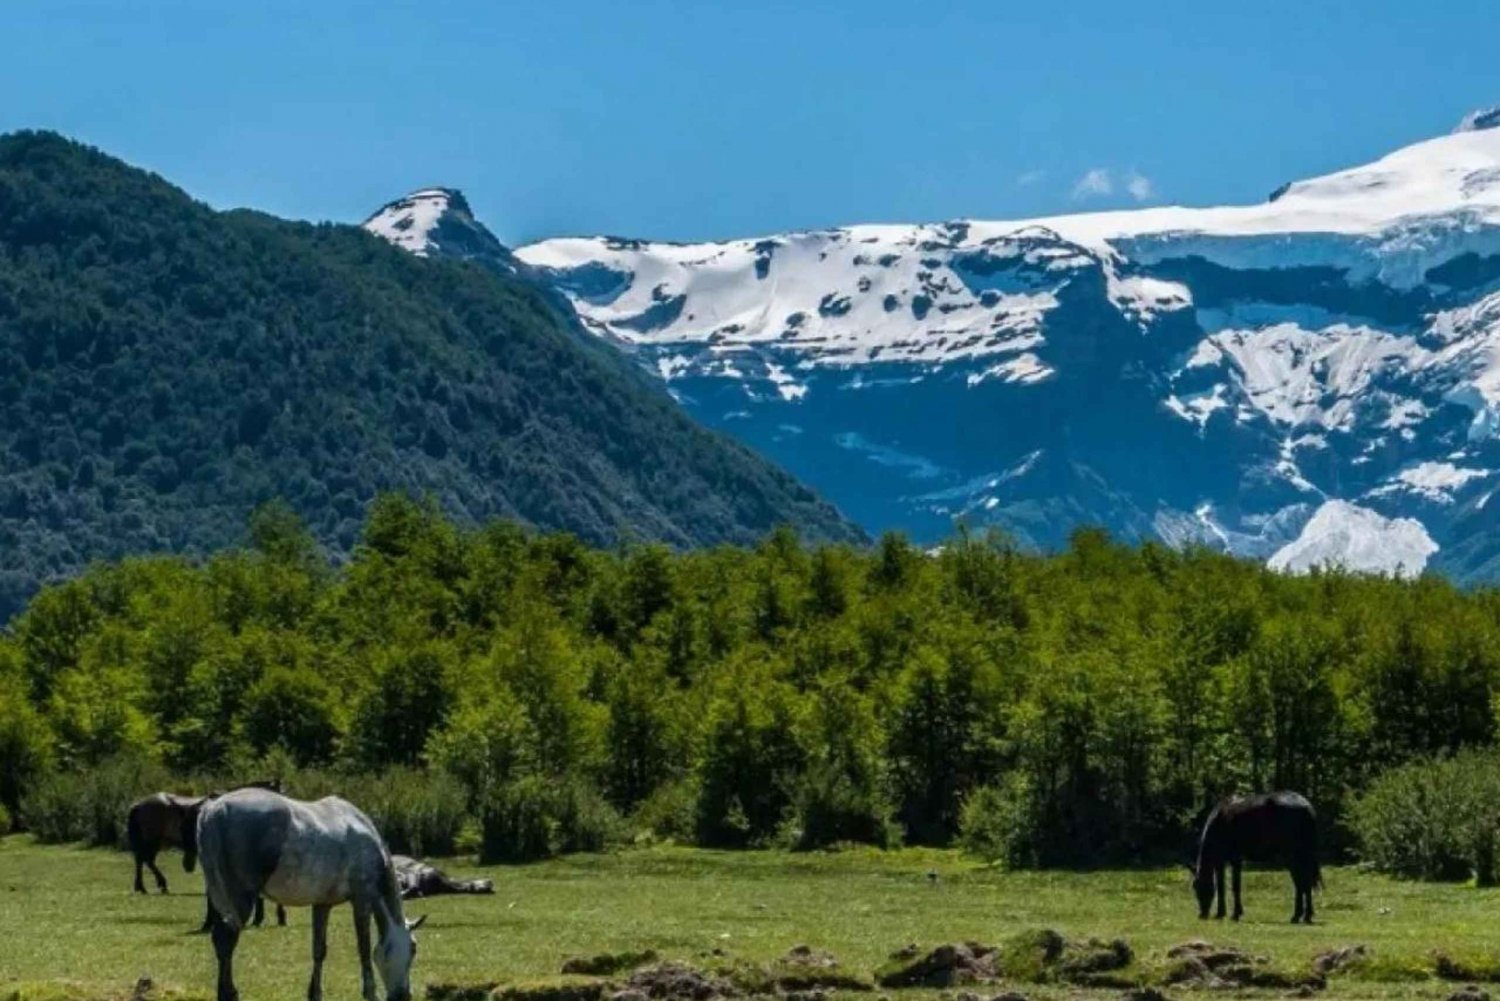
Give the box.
[478,775,623,862]
[1352,750,1500,883]
[342,767,467,857]
[959,777,1040,868]
[22,755,173,846]
[788,763,901,850]
[631,777,697,842]
[480,776,556,863]
[553,779,624,854]
[0,801,11,834]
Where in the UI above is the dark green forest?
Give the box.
[5,496,1500,867]
[0,131,857,620]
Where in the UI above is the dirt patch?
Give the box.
[878,932,1133,990]
[429,981,605,1001]
[781,947,839,971]
[500,983,607,1001]
[563,952,660,977]
[1312,945,1371,977]
[429,984,502,1001]
[1162,941,1318,991]
[1449,987,1491,1001]
[617,963,738,1001]
[1434,954,1500,983]
[998,930,1134,987]
[876,943,1000,988]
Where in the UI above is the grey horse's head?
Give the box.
[376,912,427,1001]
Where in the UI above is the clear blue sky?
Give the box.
[4,1,1498,246]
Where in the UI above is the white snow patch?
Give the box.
[1369,461,1490,503]
[363,188,453,257]
[1268,500,1437,576]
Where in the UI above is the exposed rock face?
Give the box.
[393,110,1500,581]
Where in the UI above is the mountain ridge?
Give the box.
[0,130,861,618]
[364,108,1500,581]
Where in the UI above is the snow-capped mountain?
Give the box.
[365,188,519,273]
[368,108,1500,581]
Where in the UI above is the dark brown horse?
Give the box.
[126,792,202,894]
[126,782,286,929]
[1188,790,1322,924]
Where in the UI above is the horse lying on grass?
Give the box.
[1189,790,1322,924]
[197,786,425,1001]
[393,855,493,899]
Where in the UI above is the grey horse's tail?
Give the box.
[196,801,242,931]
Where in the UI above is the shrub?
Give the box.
[553,779,624,854]
[22,754,173,846]
[959,777,1040,868]
[480,776,556,863]
[478,775,622,862]
[694,668,805,847]
[341,767,468,857]
[0,801,10,834]
[788,762,901,850]
[0,691,53,817]
[1352,750,1500,883]
[631,777,697,842]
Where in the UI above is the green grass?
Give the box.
[3,836,1499,1001]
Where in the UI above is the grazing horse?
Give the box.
[197,787,426,1001]
[1189,790,1322,924]
[393,855,494,899]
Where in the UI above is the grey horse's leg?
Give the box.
[211,914,241,1001]
[354,901,378,1001]
[252,897,265,927]
[277,903,288,927]
[308,904,330,1001]
[1231,861,1243,921]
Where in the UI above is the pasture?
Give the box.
[1,837,1497,1001]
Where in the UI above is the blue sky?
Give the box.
[4,1,1498,245]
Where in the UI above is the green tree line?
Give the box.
[5,495,1500,864]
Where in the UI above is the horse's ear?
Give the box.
[407,914,428,932]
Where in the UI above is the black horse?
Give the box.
[1188,791,1321,924]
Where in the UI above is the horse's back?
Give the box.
[1213,791,1316,861]
[201,789,391,914]
[127,791,199,852]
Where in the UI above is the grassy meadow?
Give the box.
[3,837,1500,1001]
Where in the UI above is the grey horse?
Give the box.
[196,787,426,1001]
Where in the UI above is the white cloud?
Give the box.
[1071,168,1113,200]
[1015,169,1045,187]
[1126,171,1155,202]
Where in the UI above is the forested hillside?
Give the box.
[4,499,1499,865]
[0,131,857,619]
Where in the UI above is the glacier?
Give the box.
[367,107,1500,582]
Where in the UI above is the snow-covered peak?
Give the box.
[1456,106,1500,133]
[363,187,517,274]
[364,188,464,257]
